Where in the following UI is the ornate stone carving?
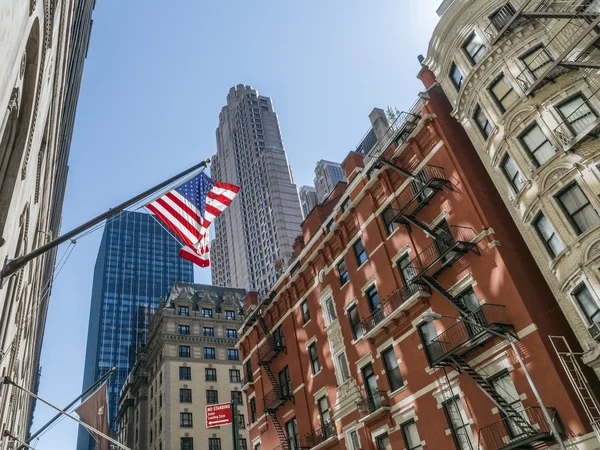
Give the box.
[20,52,26,78]
[7,89,18,112]
[587,241,600,262]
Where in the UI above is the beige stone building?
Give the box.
[117,283,250,450]
[0,0,94,446]
[424,0,600,379]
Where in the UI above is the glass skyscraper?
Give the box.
[77,211,193,450]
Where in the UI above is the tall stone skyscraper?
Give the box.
[77,211,193,450]
[211,85,303,292]
[314,159,346,202]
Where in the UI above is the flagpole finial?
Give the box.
[205,158,211,165]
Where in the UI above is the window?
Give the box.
[203,327,214,337]
[401,420,422,450]
[519,123,556,166]
[520,45,553,79]
[366,286,381,312]
[376,433,392,450]
[474,104,492,139]
[326,219,334,232]
[557,94,598,134]
[253,444,260,450]
[204,347,215,359]
[202,308,213,318]
[381,206,398,236]
[179,366,191,380]
[337,259,349,285]
[239,414,246,429]
[449,63,464,90]
[462,32,487,64]
[418,321,440,365]
[301,301,310,324]
[240,439,247,450]
[206,390,218,404]
[286,418,300,450]
[205,368,217,381]
[181,438,193,450]
[489,370,525,436]
[533,213,564,258]
[556,183,600,234]
[225,310,235,320]
[490,3,516,30]
[573,283,600,324]
[443,397,475,449]
[398,254,416,286]
[323,297,337,325]
[208,438,221,450]
[348,305,363,340]
[500,154,526,192]
[228,349,239,361]
[250,397,257,423]
[178,306,189,316]
[226,329,237,339]
[353,239,368,266]
[231,391,243,405]
[349,430,360,450]
[180,388,192,403]
[308,343,321,375]
[245,360,254,382]
[279,366,292,396]
[180,412,193,428]
[336,352,350,382]
[489,75,519,112]
[341,197,351,212]
[178,325,190,335]
[230,369,241,382]
[179,346,190,358]
[273,326,285,348]
[381,346,404,392]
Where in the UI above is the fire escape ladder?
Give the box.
[400,214,434,235]
[263,364,282,395]
[451,355,537,436]
[268,411,289,450]
[418,275,470,315]
[549,335,600,439]
[437,366,475,450]
[379,158,415,178]
[526,13,600,94]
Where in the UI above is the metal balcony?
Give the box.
[258,339,286,366]
[241,375,254,388]
[263,387,294,413]
[360,283,430,338]
[367,110,422,161]
[358,389,390,418]
[478,406,565,450]
[553,87,600,150]
[409,226,479,279]
[423,304,515,367]
[393,165,451,219]
[304,422,337,448]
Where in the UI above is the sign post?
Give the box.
[205,402,233,428]
[231,400,239,450]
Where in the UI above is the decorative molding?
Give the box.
[7,89,18,112]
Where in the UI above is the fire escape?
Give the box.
[255,315,294,450]
[367,113,565,449]
[486,0,600,149]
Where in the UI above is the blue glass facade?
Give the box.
[77,211,193,450]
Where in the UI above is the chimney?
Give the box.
[369,108,389,141]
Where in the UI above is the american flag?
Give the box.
[146,172,239,267]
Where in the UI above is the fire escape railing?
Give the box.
[423,304,514,367]
[304,422,336,447]
[367,111,422,161]
[394,165,451,218]
[360,284,431,335]
[357,389,390,417]
[263,386,295,413]
[478,406,565,450]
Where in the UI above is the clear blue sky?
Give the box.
[32,1,441,447]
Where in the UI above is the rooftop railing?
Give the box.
[365,110,422,161]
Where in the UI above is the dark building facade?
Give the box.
[77,211,193,450]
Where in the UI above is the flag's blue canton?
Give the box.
[175,172,215,217]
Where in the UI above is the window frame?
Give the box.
[230,369,241,383]
[381,346,404,392]
[179,345,191,358]
[462,32,487,65]
[381,206,399,236]
[489,74,519,113]
[518,122,556,167]
[180,388,192,403]
[573,283,600,325]
[203,327,214,337]
[348,304,363,340]
[555,182,600,235]
[201,307,213,318]
[178,324,190,335]
[179,366,191,380]
[449,62,464,91]
[231,391,243,405]
[180,412,193,428]
[473,104,492,139]
[204,347,216,360]
[489,2,516,31]
[205,368,217,382]
[532,212,564,258]
[206,389,219,404]
[308,342,321,375]
[353,239,368,266]
[226,328,237,339]
[500,153,525,192]
[227,349,240,361]
[401,419,423,450]
[556,93,599,135]
[301,300,311,324]
[336,258,349,286]
[341,197,351,212]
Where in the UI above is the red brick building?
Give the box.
[236,68,600,450]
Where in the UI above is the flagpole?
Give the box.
[0,159,211,283]
[3,431,36,449]
[18,367,116,450]
[2,377,131,450]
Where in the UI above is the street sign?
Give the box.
[206,402,233,428]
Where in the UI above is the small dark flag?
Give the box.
[75,381,109,450]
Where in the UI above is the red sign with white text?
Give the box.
[206,402,233,428]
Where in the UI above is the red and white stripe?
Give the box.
[180,233,210,268]
[198,182,240,238]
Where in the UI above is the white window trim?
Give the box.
[344,298,358,313]
[313,386,328,403]
[361,277,377,295]
[345,427,362,450]
[334,349,351,385]
[391,246,411,267]
[305,336,318,349]
[570,276,600,327]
